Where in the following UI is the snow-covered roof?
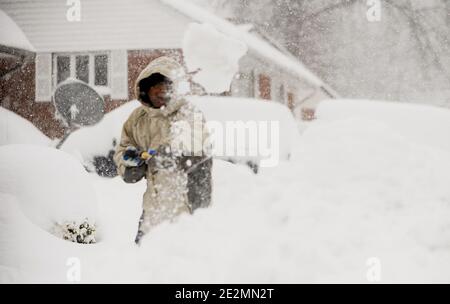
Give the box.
[0,0,334,91]
[0,0,192,52]
[0,9,34,51]
[161,0,325,87]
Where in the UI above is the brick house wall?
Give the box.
[1,49,184,139]
[2,46,331,139]
[258,74,271,100]
[1,52,66,138]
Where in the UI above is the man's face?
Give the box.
[148,81,173,108]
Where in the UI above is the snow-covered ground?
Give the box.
[1,99,450,283]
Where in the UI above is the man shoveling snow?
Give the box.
[113,56,212,245]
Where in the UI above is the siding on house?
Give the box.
[0,0,192,52]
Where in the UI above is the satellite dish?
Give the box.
[54,79,105,148]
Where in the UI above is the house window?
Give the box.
[75,55,89,83]
[94,55,108,86]
[54,52,109,89]
[56,56,70,84]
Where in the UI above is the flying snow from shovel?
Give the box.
[182,23,248,94]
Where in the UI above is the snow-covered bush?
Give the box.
[53,219,96,244]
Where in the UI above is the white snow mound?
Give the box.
[0,145,99,233]
[0,107,51,147]
[60,100,141,163]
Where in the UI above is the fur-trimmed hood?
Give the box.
[134,56,186,117]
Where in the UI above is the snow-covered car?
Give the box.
[188,96,297,172]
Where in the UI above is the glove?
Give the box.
[122,146,144,167]
[123,164,147,184]
[141,149,157,161]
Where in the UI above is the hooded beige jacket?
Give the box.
[113,57,211,236]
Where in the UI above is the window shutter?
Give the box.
[110,50,128,100]
[35,53,52,102]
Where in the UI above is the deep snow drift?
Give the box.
[1,99,450,283]
[60,100,140,168]
[0,145,99,231]
[0,107,51,147]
